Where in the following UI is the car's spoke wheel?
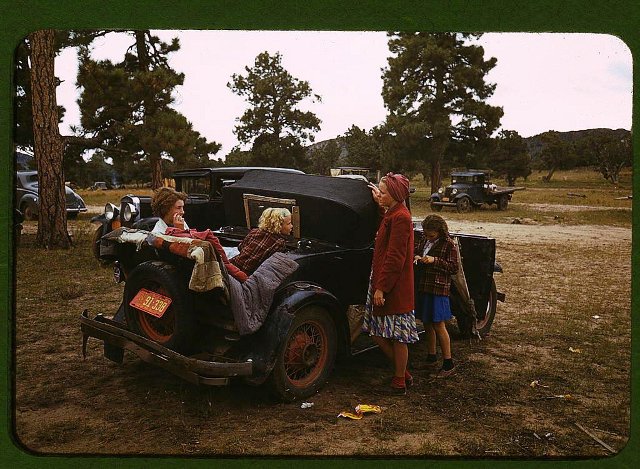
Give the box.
[269,306,337,401]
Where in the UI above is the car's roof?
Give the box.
[223,170,378,248]
[451,171,489,176]
[172,167,304,177]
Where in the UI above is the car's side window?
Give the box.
[242,193,300,239]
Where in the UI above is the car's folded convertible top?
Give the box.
[223,170,379,248]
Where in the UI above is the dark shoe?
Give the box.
[431,366,456,378]
[389,383,407,395]
[405,371,414,388]
[413,360,440,371]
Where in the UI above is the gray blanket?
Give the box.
[225,252,299,335]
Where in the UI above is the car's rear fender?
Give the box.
[243,282,346,385]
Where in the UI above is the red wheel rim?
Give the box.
[136,285,175,343]
[283,320,328,387]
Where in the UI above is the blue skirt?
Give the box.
[418,293,453,323]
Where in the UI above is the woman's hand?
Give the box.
[373,289,385,307]
[368,183,381,205]
[173,213,185,230]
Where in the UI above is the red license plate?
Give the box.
[129,288,172,318]
[442,197,449,202]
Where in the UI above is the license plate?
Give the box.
[442,197,449,202]
[129,288,172,318]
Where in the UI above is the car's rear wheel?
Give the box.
[456,197,472,213]
[268,306,337,402]
[124,261,196,354]
[475,279,497,336]
[497,195,509,211]
[22,202,38,221]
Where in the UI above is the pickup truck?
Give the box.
[430,170,525,213]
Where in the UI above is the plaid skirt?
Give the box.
[361,276,419,344]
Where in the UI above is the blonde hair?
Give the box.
[258,207,291,234]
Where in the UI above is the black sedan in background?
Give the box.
[16,170,87,220]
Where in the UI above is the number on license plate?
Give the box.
[129,288,172,318]
[442,197,449,202]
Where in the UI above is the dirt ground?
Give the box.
[13,213,632,460]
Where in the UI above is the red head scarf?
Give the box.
[381,172,410,202]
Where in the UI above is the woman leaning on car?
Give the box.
[363,173,419,395]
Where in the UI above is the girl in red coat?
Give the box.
[363,173,419,395]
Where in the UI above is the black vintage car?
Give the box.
[82,170,503,401]
[430,170,524,213]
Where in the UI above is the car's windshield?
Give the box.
[451,175,475,184]
[180,177,211,197]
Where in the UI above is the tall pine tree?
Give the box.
[382,32,503,193]
[228,51,321,168]
[76,31,220,189]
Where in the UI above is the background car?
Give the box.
[16,170,88,220]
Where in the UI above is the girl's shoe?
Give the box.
[390,376,407,395]
[404,370,414,388]
[431,366,456,378]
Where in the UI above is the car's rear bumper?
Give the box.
[80,310,253,386]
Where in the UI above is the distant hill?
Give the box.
[524,128,630,161]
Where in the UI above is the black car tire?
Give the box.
[268,306,337,402]
[67,212,78,220]
[475,278,497,336]
[430,202,443,212]
[497,195,509,211]
[22,201,38,221]
[456,197,472,213]
[455,278,497,338]
[124,261,196,354]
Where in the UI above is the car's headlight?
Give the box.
[438,188,444,194]
[104,203,119,220]
[452,188,458,195]
[122,203,138,221]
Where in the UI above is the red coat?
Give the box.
[371,203,415,316]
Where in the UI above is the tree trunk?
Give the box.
[430,159,441,195]
[543,167,556,182]
[29,29,70,249]
[150,153,163,189]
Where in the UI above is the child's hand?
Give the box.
[422,256,433,264]
[414,255,421,264]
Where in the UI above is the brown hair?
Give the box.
[151,187,187,218]
[421,214,450,239]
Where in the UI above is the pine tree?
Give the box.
[490,130,532,186]
[228,51,321,168]
[76,31,220,189]
[382,32,503,193]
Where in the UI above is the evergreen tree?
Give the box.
[343,125,382,171]
[538,131,574,182]
[382,32,503,193]
[228,51,321,168]
[489,130,531,186]
[307,140,341,175]
[76,31,220,189]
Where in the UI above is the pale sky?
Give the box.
[55,31,632,158]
